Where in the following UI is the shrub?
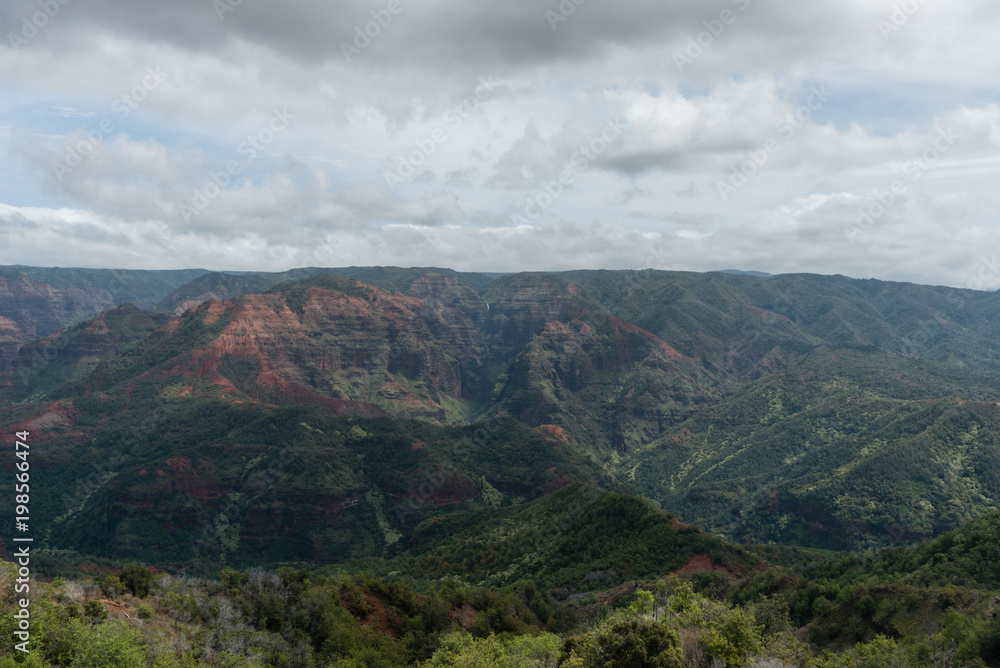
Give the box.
[119,564,155,598]
[83,600,108,624]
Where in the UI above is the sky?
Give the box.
[1,0,999,289]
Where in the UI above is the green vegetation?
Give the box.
[9,267,1000,664]
[9,540,1000,667]
[8,268,1000,553]
[17,400,602,571]
[630,373,1000,550]
[369,484,758,592]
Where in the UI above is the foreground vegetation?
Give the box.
[7,511,1000,667]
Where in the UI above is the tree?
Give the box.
[83,600,108,625]
[480,477,504,508]
[700,607,763,667]
[71,621,148,668]
[590,618,684,668]
[629,590,655,617]
[120,564,155,598]
[96,575,125,601]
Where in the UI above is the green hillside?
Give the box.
[4,267,1000,584]
[370,483,762,592]
[8,397,602,571]
[629,373,1000,550]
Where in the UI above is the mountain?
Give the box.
[3,304,169,402]
[0,265,210,311]
[3,398,603,570]
[630,373,1000,550]
[152,266,497,317]
[153,271,306,317]
[70,274,494,423]
[11,271,718,452]
[6,266,1000,567]
[0,266,205,372]
[0,265,499,373]
[370,482,763,593]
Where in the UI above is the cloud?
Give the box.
[1,0,999,287]
[4,185,998,292]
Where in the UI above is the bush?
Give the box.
[700,607,764,667]
[71,621,148,668]
[83,600,108,624]
[858,594,876,618]
[119,564,155,598]
[96,575,125,601]
[563,617,684,668]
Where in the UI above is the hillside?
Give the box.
[0,266,208,370]
[1,399,602,570]
[7,513,1000,666]
[370,483,763,592]
[4,266,1000,565]
[631,374,1000,549]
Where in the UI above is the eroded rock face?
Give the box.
[480,273,596,364]
[34,272,720,454]
[4,271,726,459]
[0,273,118,370]
[4,305,167,399]
[0,315,22,371]
[491,310,716,453]
[143,278,496,422]
[410,274,492,401]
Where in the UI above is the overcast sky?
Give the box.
[1,0,999,288]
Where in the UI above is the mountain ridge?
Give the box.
[5,265,1000,567]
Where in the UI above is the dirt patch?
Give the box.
[450,605,477,630]
[672,554,732,577]
[99,598,129,612]
[78,563,116,575]
[20,400,79,432]
[360,593,397,637]
[538,424,573,443]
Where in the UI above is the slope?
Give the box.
[366,482,763,593]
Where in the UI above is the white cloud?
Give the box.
[1,0,999,288]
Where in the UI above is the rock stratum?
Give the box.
[3,266,1000,568]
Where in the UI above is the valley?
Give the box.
[4,265,1000,666]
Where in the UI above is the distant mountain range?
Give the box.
[3,265,1000,572]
